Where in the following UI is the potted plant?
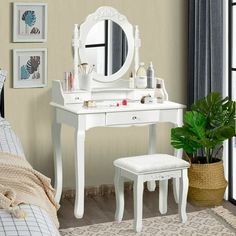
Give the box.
[171,92,235,206]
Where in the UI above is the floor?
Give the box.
[58,186,236,229]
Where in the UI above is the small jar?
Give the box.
[154,83,164,103]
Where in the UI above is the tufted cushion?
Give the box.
[114,154,190,174]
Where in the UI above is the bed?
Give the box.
[0,71,60,236]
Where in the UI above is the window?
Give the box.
[85,20,108,75]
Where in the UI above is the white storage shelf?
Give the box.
[51,80,157,106]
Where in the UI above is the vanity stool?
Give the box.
[113,154,190,232]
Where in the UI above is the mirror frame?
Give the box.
[78,6,134,83]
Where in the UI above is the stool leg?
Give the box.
[159,179,168,214]
[173,178,179,203]
[178,169,189,223]
[114,168,124,222]
[133,176,144,232]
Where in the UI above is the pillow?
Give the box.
[0,70,7,94]
[0,117,26,159]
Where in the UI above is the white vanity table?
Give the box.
[51,6,185,219]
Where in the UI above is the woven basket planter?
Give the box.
[188,160,227,207]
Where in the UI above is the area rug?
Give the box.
[59,206,236,236]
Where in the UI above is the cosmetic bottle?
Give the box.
[129,72,134,89]
[147,62,155,88]
[156,78,169,101]
[154,83,164,103]
[135,62,147,89]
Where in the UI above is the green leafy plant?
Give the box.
[171,92,236,164]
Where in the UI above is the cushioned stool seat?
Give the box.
[113,154,190,232]
[114,154,189,173]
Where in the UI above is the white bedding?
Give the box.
[0,117,60,236]
[0,205,60,236]
[0,70,25,159]
[0,117,25,159]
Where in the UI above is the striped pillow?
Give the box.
[0,117,26,159]
[0,70,7,94]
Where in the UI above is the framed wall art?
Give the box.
[13,48,47,88]
[13,3,47,42]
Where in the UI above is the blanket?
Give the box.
[0,152,60,228]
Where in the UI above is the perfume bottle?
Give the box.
[129,72,134,89]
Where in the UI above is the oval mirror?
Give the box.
[78,7,134,83]
[85,20,128,77]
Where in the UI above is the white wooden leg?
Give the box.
[147,124,156,192]
[133,176,144,232]
[114,168,124,222]
[173,178,179,204]
[173,149,182,203]
[174,109,183,202]
[178,169,188,223]
[159,179,168,214]
[74,129,85,219]
[52,121,62,203]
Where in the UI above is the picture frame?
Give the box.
[13,3,47,42]
[13,48,47,88]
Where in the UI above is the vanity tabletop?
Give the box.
[50,101,186,115]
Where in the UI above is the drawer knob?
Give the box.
[132,116,137,120]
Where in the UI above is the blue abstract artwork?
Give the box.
[20,56,40,80]
[20,10,40,35]
[22,10,36,27]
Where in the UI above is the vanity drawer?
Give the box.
[159,109,179,123]
[106,110,159,126]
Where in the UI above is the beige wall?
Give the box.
[0,0,188,189]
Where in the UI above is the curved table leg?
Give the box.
[179,169,189,222]
[147,124,156,192]
[173,109,183,203]
[114,168,124,222]
[74,129,85,218]
[52,121,62,203]
[173,149,183,203]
